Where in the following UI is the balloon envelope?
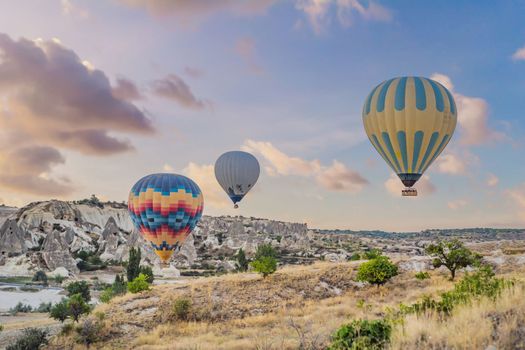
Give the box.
[362,76,457,188]
[128,173,204,263]
[214,151,260,206]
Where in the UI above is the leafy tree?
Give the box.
[50,299,70,323]
[127,273,150,293]
[254,244,278,260]
[127,247,141,282]
[67,294,91,322]
[235,248,249,272]
[32,270,48,286]
[329,319,392,350]
[139,265,154,283]
[425,239,482,280]
[6,328,49,350]
[356,256,398,286]
[66,281,91,302]
[251,256,277,278]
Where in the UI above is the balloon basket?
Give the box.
[402,188,418,197]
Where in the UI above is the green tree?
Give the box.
[254,244,278,260]
[139,265,154,283]
[127,273,150,293]
[356,256,398,286]
[112,274,127,295]
[32,270,48,286]
[235,248,249,272]
[66,281,91,302]
[127,247,141,282]
[425,239,482,280]
[50,299,70,323]
[67,294,91,322]
[251,256,277,278]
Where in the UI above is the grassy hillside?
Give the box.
[47,261,525,349]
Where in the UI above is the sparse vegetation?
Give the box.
[234,248,249,272]
[9,302,32,315]
[414,271,430,280]
[68,294,91,322]
[172,298,192,321]
[356,256,398,286]
[425,239,482,280]
[127,273,150,293]
[76,318,104,347]
[6,328,49,350]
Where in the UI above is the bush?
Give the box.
[50,299,70,323]
[329,319,392,350]
[9,302,32,315]
[61,323,74,335]
[425,239,482,280]
[251,256,277,278]
[36,302,52,313]
[66,281,91,302]
[139,265,154,283]
[32,270,48,286]
[68,294,91,322]
[127,273,150,293]
[349,253,361,261]
[363,249,382,260]
[415,272,430,280]
[356,256,398,286]
[172,298,192,321]
[76,319,103,347]
[6,328,49,350]
[112,274,127,295]
[127,247,141,282]
[54,275,66,284]
[100,287,115,303]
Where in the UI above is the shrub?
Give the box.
[235,248,249,272]
[415,271,430,280]
[127,247,141,282]
[32,270,48,286]
[100,287,115,303]
[6,328,49,350]
[36,302,52,313]
[61,323,74,335]
[425,239,482,280]
[251,256,277,278]
[356,256,398,286]
[9,302,32,315]
[66,281,91,302]
[76,319,103,347]
[139,265,154,283]
[127,273,150,293]
[68,294,91,322]
[54,275,66,284]
[50,299,70,323]
[329,319,392,350]
[172,298,192,321]
[349,253,361,261]
[112,274,127,295]
[363,249,382,260]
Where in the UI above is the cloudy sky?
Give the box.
[0,0,524,231]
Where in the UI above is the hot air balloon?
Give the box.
[362,76,457,196]
[128,173,204,264]
[215,151,260,208]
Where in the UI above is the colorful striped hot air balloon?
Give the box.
[215,151,260,208]
[128,173,204,263]
[362,76,457,196]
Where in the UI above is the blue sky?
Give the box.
[0,0,524,231]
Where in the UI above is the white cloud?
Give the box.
[512,46,525,61]
[242,139,368,193]
[295,0,392,34]
[182,162,230,209]
[61,0,89,18]
[486,173,499,187]
[448,199,468,210]
[431,73,504,146]
[384,174,436,197]
[435,150,478,176]
[507,184,525,221]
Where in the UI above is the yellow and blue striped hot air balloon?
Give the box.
[128,173,204,263]
[362,76,457,196]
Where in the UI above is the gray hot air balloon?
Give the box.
[214,151,260,208]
